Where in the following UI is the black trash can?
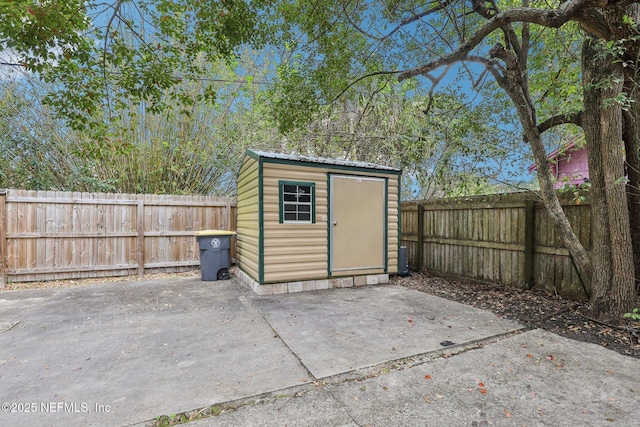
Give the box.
[398,246,410,276]
[195,230,236,281]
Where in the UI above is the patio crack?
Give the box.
[320,387,367,427]
[237,295,318,382]
[0,320,20,332]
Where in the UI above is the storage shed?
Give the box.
[235,149,402,294]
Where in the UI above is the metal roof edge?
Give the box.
[246,149,401,173]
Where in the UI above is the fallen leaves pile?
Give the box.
[394,271,640,359]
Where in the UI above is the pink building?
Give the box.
[528,137,589,189]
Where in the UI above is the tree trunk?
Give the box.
[582,37,636,321]
[525,130,593,290]
[621,4,640,293]
[488,44,593,290]
[623,91,640,294]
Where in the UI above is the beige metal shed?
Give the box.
[235,149,402,294]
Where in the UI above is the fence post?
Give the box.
[137,201,145,277]
[417,204,424,271]
[0,190,6,288]
[523,200,535,289]
[225,200,232,230]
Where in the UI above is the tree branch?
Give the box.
[475,0,523,58]
[398,0,605,81]
[102,0,126,113]
[331,70,402,103]
[421,65,453,115]
[341,1,378,40]
[383,0,457,40]
[520,0,530,84]
[537,112,583,133]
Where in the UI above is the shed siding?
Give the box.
[261,162,399,283]
[387,176,399,273]
[236,157,260,281]
[262,164,329,282]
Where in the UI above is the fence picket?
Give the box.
[401,194,592,300]
[1,190,236,282]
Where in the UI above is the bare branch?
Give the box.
[421,65,453,115]
[383,0,457,40]
[537,112,584,133]
[398,0,604,81]
[489,43,537,122]
[520,0,530,67]
[331,70,402,103]
[341,1,379,40]
[473,0,522,58]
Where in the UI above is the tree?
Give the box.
[0,80,108,191]
[0,0,271,135]
[0,51,283,195]
[282,86,523,199]
[87,55,278,196]
[268,1,638,321]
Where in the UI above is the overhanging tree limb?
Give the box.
[395,0,597,289]
[537,112,583,133]
[397,0,634,81]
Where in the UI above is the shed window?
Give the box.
[279,181,315,223]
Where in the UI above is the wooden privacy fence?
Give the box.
[401,193,592,300]
[0,190,236,287]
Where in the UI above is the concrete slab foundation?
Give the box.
[2,276,638,427]
[249,285,521,379]
[233,267,389,296]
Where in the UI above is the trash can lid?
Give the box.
[194,229,237,236]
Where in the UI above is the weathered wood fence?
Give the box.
[401,193,592,300]
[0,190,236,287]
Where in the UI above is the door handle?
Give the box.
[332,221,338,226]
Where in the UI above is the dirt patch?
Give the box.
[393,271,640,359]
[1,270,200,291]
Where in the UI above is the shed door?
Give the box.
[330,175,385,273]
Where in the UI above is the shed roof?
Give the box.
[246,149,401,173]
